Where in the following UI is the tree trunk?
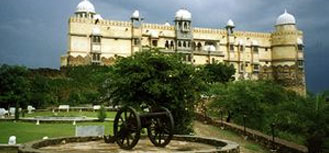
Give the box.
[15,102,20,121]
[226,111,232,122]
[306,135,323,153]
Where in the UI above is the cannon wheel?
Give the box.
[113,106,141,150]
[147,107,174,147]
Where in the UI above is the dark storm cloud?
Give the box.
[0,0,328,93]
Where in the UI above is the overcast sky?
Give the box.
[0,0,328,93]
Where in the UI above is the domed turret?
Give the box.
[92,27,101,36]
[76,0,95,13]
[276,10,296,26]
[164,22,170,26]
[226,19,235,28]
[150,31,159,38]
[297,38,303,45]
[131,10,140,19]
[225,19,235,35]
[175,9,192,20]
[236,40,244,46]
[204,45,216,52]
[251,40,258,46]
[94,14,103,20]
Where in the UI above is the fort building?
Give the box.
[60,0,306,94]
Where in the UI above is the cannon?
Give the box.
[109,106,174,150]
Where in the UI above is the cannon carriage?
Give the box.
[108,106,174,150]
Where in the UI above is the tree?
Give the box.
[29,74,53,108]
[196,62,235,118]
[0,64,30,119]
[103,51,203,134]
[209,80,295,130]
[276,93,329,153]
[197,62,235,84]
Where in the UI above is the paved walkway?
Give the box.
[193,121,270,153]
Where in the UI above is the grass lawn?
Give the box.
[194,121,269,153]
[24,111,117,119]
[0,121,113,144]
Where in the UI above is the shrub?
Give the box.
[98,105,107,122]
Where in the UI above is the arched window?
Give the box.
[165,40,169,49]
[183,41,186,48]
[192,42,196,50]
[178,41,182,47]
[184,22,188,29]
[197,42,202,51]
[170,41,174,49]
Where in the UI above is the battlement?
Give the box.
[69,17,132,27]
[271,30,303,36]
[193,27,226,35]
[142,23,174,30]
[235,31,271,38]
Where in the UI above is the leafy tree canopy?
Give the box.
[197,62,235,84]
[0,64,30,108]
[103,51,204,133]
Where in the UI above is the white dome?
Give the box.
[164,22,170,26]
[251,40,258,46]
[94,14,103,20]
[204,45,216,52]
[76,0,95,13]
[236,40,244,45]
[226,19,235,27]
[92,27,101,35]
[175,9,192,20]
[150,31,159,38]
[297,38,303,45]
[276,10,296,26]
[131,10,140,19]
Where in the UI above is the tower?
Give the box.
[131,10,143,54]
[75,0,96,19]
[174,9,193,52]
[271,10,306,94]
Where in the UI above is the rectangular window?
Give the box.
[298,45,304,51]
[230,45,234,51]
[92,36,101,43]
[92,53,101,64]
[298,60,304,67]
[253,64,260,72]
[152,40,158,47]
[134,39,140,45]
[188,55,192,62]
[240,46,244,52]
[253,46,259,53]
[240,64,244,71]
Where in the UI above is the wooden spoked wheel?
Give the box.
[113,106,141,150]
[147,107,174,147]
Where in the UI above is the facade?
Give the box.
[61,0,306,94]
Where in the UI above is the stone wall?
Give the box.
[18,136,240,153]
[0,144,20,153]
[196,113,308,153]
